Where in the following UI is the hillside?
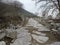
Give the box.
[0,2,38,29]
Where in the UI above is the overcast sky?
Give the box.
[18,0,36,13]
[1,0,57,18]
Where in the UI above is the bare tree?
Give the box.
[33,0,60,19]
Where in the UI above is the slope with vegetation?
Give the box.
[0,1,38,29]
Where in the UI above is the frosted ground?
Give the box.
[0,18,60,45]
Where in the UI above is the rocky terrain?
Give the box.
[0,1,60,45]
[0,18,60,45]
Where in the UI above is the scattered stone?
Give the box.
[0,33,6,39]
[47,42,60,45]
[32,34,49,43]
[38,27,50,31]
[6,28,17,39]
[51,29,57,31]
[32,31,46,36]
[0,41,6,45]
[26,18,50,31]
[11,27,31,45]
[6,31,17,39]
[26,18,39,27]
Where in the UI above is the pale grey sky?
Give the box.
[18,0,36,13]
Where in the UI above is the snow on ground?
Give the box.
[10,27,31,45]
[47,42,60,45]
[26,18,50,31]
[10,27,49,45]
[8,18,53,45]
[0,41,6,45]
[32,31,46,36]
[10,18,50,45]
[0,18,60,45]
[32,34,49,43]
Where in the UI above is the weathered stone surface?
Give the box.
[6,29,17,39]
[11,27,31,45]
[0,33,6,39]
[32,31,46,36]
[10,18,58,45]
[0,18,59,45]
[47,42,60,45]
[32,34,49,43]
[0,41,6,45]
[26,18,50,31]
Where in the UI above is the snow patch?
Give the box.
[32,34,49,43]
[0,41,6,45]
